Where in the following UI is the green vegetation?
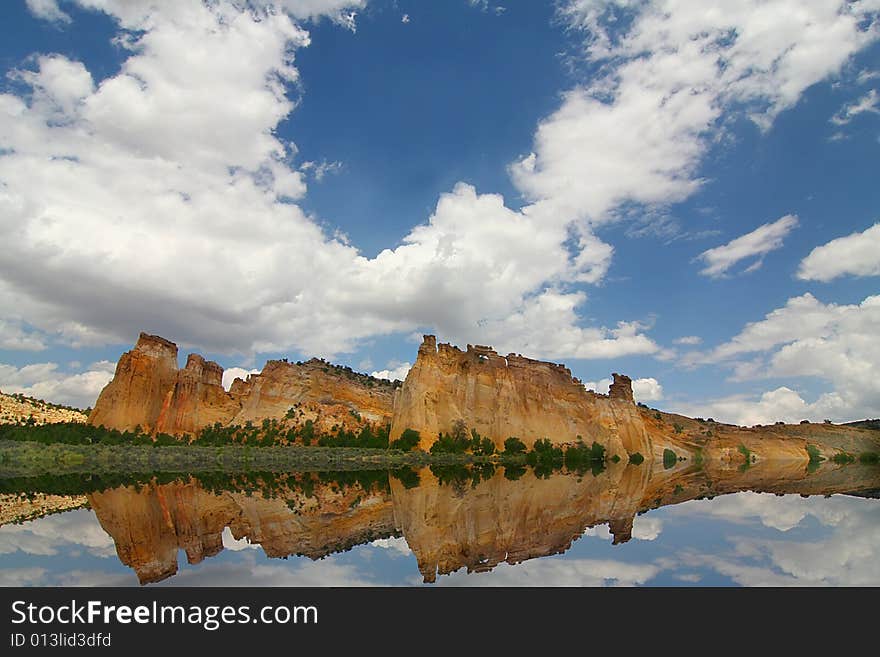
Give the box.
[663,448,677,469]
[429,462,495,490]
[673,484,684,494]
[526,438,564,471]
[390,428,420,452]
[738,444,752,463]
[560,440,606,476]
[806,444,823,464]
[391,466,421,489]
[805,443,824,473]
[858,452,880,465]
[693,447,704,467]
[611,454,621,463]
[831,452,855,464]
[0,439,494,479]
[673,422,684,434]
[628,452,644,465]
[503,464,526,481]
[428,420,472,454]
[653,412,662,420]
[503,437,527,455]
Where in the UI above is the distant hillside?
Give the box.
[0,391,89,426]
[843,419,880,431]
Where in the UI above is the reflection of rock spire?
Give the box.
[88,476,396,585]
[608,516,634,545]
[75,439,880,585]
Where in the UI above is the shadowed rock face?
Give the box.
[390,335,652,456]
[89,334,395,437]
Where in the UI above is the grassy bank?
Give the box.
[0,439,525,478]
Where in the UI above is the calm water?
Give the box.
[1,461,878,586]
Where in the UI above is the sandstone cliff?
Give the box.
[89,334,396,437]
[390,335,652,456]
[89,333,179,433]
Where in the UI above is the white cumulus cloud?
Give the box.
[0,2,658,364]
[696,215,799,278]
[797,222,880,282]
[0,360,115,408]
[679,293,880,423]
[370,362,411,382]
[221,367,262,391]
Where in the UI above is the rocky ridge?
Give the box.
[0,392,89,426]
[89,333,397,437]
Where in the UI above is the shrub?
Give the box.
[653,412,662,420]
[806,444,823,464]
[673,423,684,434]
[663,448,677,469]
[528,439,563,470]
[391,466,421,489]
[628,452,644,465]
[831,452,855,464]
[737,444,752,463]
[390,428,420,452]
[858,452,879,464]
[429,422,472,454]
[503,437,527,455]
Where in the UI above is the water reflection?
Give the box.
[1,458,878,586]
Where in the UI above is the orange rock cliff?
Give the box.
[89,332,396,436]
[89,332,879,461]
[390,336,652,455]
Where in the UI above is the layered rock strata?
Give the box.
[89,333,396,436]
[390,335,651,456]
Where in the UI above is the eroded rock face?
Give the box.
[229,359,394,427]
[90,335,396,437]
[155,354,239,435]
[88,333,179,433]
[609,373,634,402]
[390,335,651,456]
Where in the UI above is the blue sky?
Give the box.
[0,0,878,424]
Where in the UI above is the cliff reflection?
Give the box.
[5,459,878,585]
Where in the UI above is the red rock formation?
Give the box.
[608,373,634,402]
[390,335,651,456]
[88,333,179,433]
[90,335,396,437]
[155,354,239,435]
[229,359,394,427]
